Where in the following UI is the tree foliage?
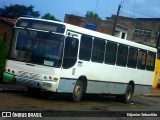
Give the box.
[0,4,40,18]
[85,11,101,19]
[0,36,9,78]
[41,12,60,21]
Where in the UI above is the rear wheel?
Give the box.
[71,80,83,102]
[116,84,133,104]
[122,84,133,103]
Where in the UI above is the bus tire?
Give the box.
[122,84,133,104]
[71,80,83,102]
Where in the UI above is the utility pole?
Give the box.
[156,32,160,59]
[112,4,121,36]
[156,32,160,49]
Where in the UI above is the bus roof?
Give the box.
[16,17,157,53]
[65,23,157,53]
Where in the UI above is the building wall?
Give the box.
[64,14,160,47]
[112,15,160,47]
[64,14,113,35]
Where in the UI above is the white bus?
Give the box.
[3,17,157,103]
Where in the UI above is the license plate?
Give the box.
[42,82,52,88]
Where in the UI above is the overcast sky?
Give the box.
[0,0,160,21]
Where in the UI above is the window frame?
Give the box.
[79,34,93,61]
[91,38,106,63]
[127,47,138,68]
[62,36,79,69]
[146,51,156,71]
[105,41,118,65]
[137,49,147,70]
[116,44,128,67]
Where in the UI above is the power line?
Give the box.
[120,0,158,18]
[133,0,137,18]
[95,0,99,13]
[121,7,158,18]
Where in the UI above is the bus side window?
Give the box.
[116,44,128,67]
[146,52,156,71]
[127,47,138,68]
[79,35,92,61]
[137,50,147,70]
[105,42,117,65]
[62,37,79,69]
[91,38,105,63]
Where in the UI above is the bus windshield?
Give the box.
[9,29,64,68]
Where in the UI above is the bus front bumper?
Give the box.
[15,76,57,92]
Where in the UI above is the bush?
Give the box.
[0,36,9,80]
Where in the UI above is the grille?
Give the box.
[18,71,41,80]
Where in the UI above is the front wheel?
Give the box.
[71,80,83,102]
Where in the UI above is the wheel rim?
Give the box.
[74,85,82,98]
[126,89,132,101]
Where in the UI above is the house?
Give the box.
[109,15,160,47]
[0,17,15,43]
[64,14,113,35]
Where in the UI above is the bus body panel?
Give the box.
[57,78,76,93]
[60,59,155,94]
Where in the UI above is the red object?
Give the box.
[0,17,15,25]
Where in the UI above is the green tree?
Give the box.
[0,36,9,80]
[42,13,60,21]
[85,11,101,19]
[0,4,40,19]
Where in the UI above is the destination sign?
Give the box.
[32,23,57,32]
[16,18,65,33]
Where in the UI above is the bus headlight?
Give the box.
[43,76,58,81]
[44,76,47,80]
[8,69,10,72]
[53,77,58,81]
[49,76,52,80]
[12,70,15,74]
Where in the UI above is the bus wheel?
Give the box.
[71,80,83,102]
[122,84,133,104]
